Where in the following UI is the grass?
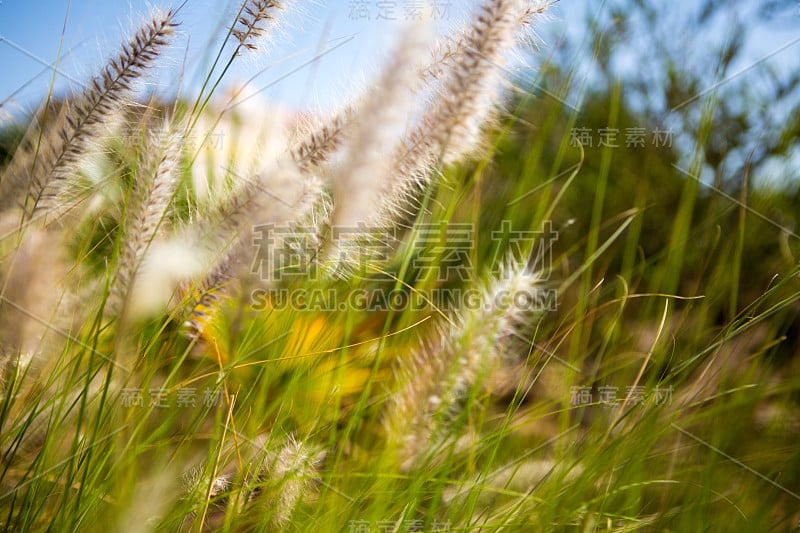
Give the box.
[1,1,799,531]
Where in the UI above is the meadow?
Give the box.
[1,1,799,531]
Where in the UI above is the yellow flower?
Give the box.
[189,288,395,413]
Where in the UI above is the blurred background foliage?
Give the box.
[465,0,800,358]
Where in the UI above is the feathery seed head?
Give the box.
[107,124,183,317]
[426,0,525,164]
[0,227,72,365]
[232,0,285,52]
[370,0,544,242]
[324,21,434,272]
[184,158,325,336]
[291,108,352,173]
[20,8,178,222]
[386,253,546,471]
[258,435,325,526]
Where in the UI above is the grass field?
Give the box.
[1,1,799,531]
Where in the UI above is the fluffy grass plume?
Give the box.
[0,9,177,222]
[107,125,183,317]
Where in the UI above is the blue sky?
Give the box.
[1,1,798,123]
[0,0,493,119]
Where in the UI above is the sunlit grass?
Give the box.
[1,1,799,532]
